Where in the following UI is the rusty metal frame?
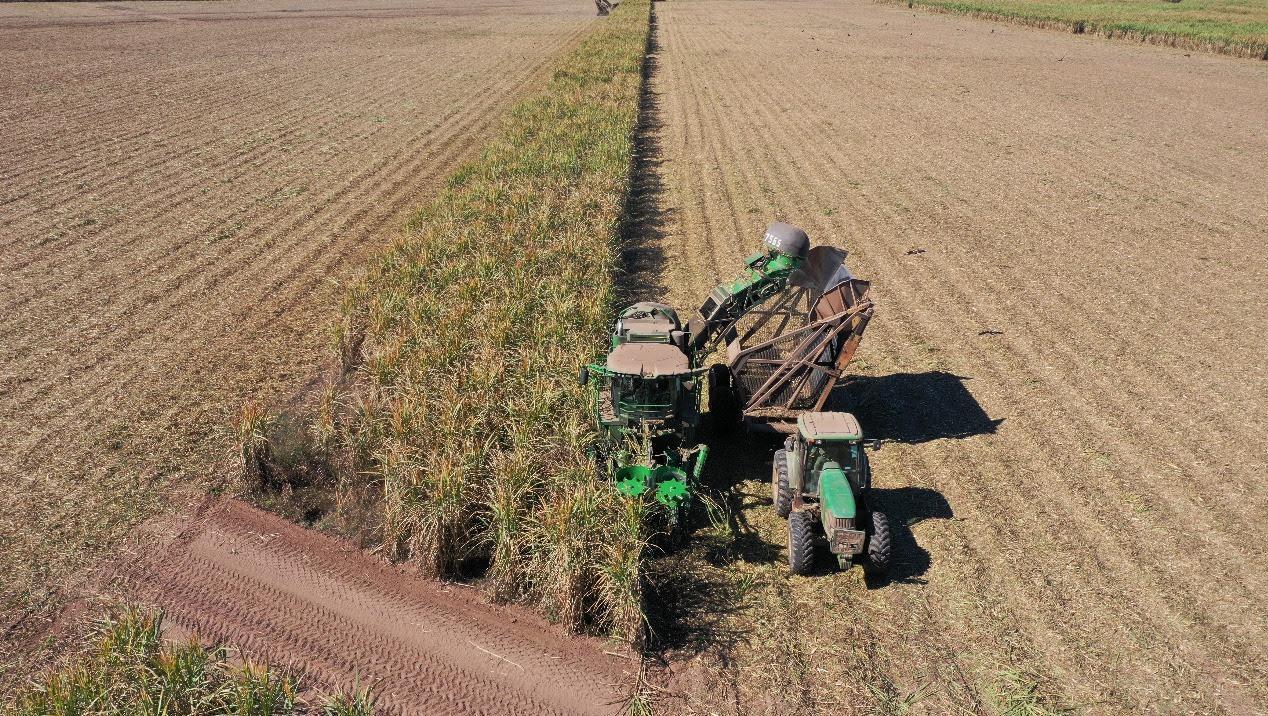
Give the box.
[728,279,873,418]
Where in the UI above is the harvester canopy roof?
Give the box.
[606,343,691,377]
[799,412,863,441]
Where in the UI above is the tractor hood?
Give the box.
[606,342,691,377]
[819,466,858,521]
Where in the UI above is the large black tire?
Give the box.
[708,364,740,435]
[788,510,818,575]
[863,511,892,576]
[771,449,793,519]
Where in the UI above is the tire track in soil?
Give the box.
[642,1,1268,714]
[130,500,631,716]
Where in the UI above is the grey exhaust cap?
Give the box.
[763,222,811,260]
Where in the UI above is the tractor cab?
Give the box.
[798,413,869,496]
[772,411,891,575]
[582,302,703,445]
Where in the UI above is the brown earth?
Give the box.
[0,0,593,676]
[126,499,630,715]
[637,1,1268,714]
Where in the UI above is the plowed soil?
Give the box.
[639,1,1268,714]
[0,0,591,661]
[128,500,629,715]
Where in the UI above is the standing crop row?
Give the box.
[333,0,653,644]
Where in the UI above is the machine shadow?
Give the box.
[642,550,751,656]
[642,428,781,655]
[865,486,952,586]
[834,370,1004,444]
[614,11,671,307]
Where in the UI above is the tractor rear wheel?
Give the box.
[863,511,892,576]
[788,510,817,575]
[771,449,793,519]
[708,364,740,435]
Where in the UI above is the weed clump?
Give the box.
[330,0,653,644]
[6,607,374,716]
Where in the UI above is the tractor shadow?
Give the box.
[864,486,953,587]
[834,370,1004,444]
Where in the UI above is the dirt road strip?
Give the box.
[0,0,592,659]
[641,1,1268,714]
[131,500,630,715]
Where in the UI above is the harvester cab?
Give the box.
[772,411,891,576]
[580,303,707,525]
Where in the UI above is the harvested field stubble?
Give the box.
[641,0,1268,714]
[0,0,592,674]
[333,0,653,642]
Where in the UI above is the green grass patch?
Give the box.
[5,607,374,716]
[327,0,653,645]
[894,0,1268,58]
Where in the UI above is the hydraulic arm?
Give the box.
[689,222,809,352]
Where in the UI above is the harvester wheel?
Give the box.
[708,364,740,435]
[771,449,793,519]
[788,510,817,575]
[863,511,892,576]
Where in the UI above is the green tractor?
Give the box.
[772,411,892,576]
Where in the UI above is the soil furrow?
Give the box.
[644,1,1268,713]
[131,501,628,716]
[0,0,595,685]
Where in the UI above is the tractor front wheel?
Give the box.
[771,449,793,519]
[788,510,817,575]
[863,511,892,576]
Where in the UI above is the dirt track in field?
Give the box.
[0,0,591,667]
[127,499,629,715]
[639,1,1268,714]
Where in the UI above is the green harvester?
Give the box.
[580,223,816,531]
[582,223,884,562]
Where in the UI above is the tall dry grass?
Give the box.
[332,0,653,645]
[5,607,374,716]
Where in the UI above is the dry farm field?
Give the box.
[638,0,1268,714]
[5,0,1268,712]
[0,0,593,675]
